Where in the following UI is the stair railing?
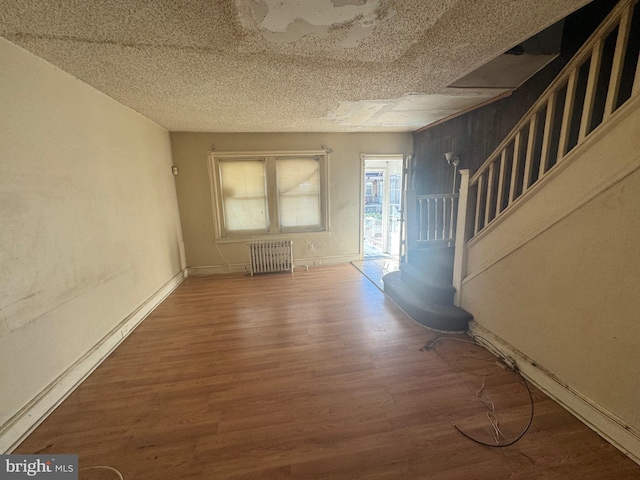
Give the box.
[416,193,459,246]
[468,0,640,240]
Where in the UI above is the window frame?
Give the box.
[209,150,330,240]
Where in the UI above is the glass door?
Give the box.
[364,168,385,256]
[363,157,403,258]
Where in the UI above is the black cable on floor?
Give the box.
[423,333,535,448]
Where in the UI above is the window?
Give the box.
[219,159,268,232]
[210,151,329,239]
[277,157,321,231]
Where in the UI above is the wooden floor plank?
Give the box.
[14,264,640,479]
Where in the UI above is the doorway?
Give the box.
[354,154,403,289]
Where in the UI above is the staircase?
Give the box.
[469,0,640,239]
[383,246,472,332]
[382,180,473,332]
[383,0,640,333]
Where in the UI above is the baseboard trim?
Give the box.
[0,268,188,454]
[187,264,247,276]
[296,254,361,267]
[469,321,640,465]
[188,255,361,276]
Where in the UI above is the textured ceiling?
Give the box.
[0,0,592,132]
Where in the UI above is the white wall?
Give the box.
[170,132,413,273]
[461,93,640,459]
[0,37,185,448]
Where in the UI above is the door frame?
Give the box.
[359,154,405,260]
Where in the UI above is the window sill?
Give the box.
[215,230,331,245]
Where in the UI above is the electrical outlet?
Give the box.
[314,260,321,266]
[308,243,314,251]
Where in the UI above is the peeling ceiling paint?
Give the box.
[0,0,592,132]
[259,0,380,31]
[236,0,393,46]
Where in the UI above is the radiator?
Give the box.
[249,240,294,276]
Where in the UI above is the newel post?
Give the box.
[452,169,470,307]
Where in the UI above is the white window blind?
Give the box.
[276,157,320,230]
[211,151,328,239]
[219,160,268,233]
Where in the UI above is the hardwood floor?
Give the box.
[351,256,399,290]
[15,264,640,479]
